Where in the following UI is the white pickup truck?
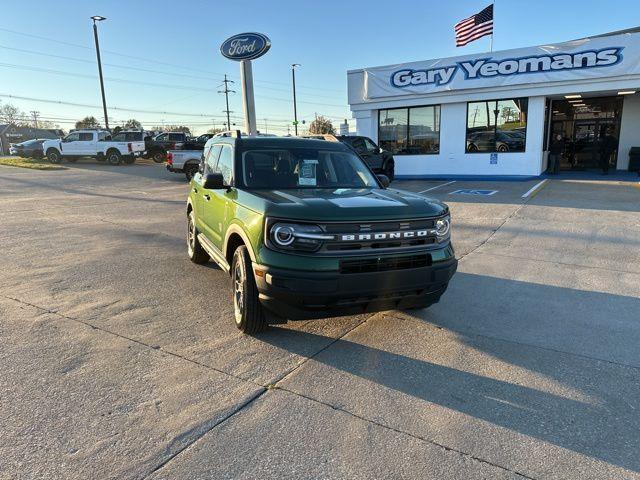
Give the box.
[42,130,145,165]
[165,149,203,180]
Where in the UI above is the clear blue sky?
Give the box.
[1,0,638,134]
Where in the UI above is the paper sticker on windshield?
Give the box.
[298,159,318,186]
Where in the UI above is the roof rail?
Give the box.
[299,134,339,142]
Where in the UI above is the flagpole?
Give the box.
[489,0,495,52]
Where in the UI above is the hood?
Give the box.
[240,188,448,221]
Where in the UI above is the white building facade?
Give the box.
[347,30,640,178]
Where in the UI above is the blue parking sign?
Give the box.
[490,153,498,164]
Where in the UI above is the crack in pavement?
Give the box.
[1,297,539,479]
[274,385,536,480]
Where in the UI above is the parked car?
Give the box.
[42,130,145,165]
[304,134,395,181]
[179,133,215,151]
[146,132,189,163]
[9,139,46,158]
[186,133,456,333]
[166,149,203,180]
[466,130,525,152]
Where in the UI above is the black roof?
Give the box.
[235,136,350,151]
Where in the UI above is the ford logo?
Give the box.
[220,32,271,61]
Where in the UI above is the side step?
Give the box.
[197,233,230,272]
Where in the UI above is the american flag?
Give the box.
[455,4,494,47]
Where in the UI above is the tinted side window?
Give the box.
[350,138,367,154]
[169,133,184,141]
[363,138,378,152]
[65,133,80,142]
[156,133,168,141]
[79,133,94,141]
[216,145,234,185]
[205,145,222,172]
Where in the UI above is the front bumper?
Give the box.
[253,253,457,320]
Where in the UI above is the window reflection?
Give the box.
[466,98,528,153]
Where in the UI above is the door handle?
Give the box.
[204,194,211,201]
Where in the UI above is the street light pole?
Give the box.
[291,64,300,136]
[91,16,109,131]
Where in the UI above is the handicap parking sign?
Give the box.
[490,153,498,164]
[450,189,498,196]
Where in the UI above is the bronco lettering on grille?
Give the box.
[340,230,432,242]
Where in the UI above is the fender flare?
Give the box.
[224,224,257,263]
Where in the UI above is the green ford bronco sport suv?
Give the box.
[187,133,457,333]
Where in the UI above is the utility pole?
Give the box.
[218,74,235,130]
[263,118,268,134]
[90,16,109,130]
[30,110,39,129]
[291,64,300,135]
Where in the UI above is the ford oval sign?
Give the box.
[220,33,271,61]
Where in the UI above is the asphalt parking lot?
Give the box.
[1,161,639,479]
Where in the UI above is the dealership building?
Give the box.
[347,29,640,178]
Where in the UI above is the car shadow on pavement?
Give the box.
[259,275,640,473]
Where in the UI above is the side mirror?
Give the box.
[377,174,390,188]
[203,172,224,189]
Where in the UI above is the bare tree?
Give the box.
[75,116,101,129]
[0,102,28,126]
[308,115,335,135]
[123,119,143,130]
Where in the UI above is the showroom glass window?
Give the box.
[378,105,440,155]
[466,98,528,153]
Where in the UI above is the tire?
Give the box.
[187,211,209,265]
[184,163,199,181]
[383,161,395,182]
[497,144,509,152]
[124,156,135,165]
[152,151,166,163]
[107,150,122,165]
[47,149,62,163]
[231,245,267,334]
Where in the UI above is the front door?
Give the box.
[202,144,233,249]
[60,132,80,155]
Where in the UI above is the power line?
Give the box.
[0,93,302,125]
[0,62,348,108]
[0,27,344,94]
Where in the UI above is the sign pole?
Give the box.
[240,60,257,135]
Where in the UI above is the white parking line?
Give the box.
[418,180,456,193]
[521,179,548,198]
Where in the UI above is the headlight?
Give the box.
[435,215,450,241]
[267,221,333,253]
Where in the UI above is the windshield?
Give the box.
[241,147,379,189]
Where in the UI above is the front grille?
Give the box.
[317,218,439,255]
[339,254,432,274]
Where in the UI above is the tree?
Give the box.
[123,119,143,130]
[308,115,335,135]
[75,116,101,129]
[0,102,28,126]
[112,126,123,135]
[206,127,225,135]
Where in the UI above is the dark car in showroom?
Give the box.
[9,139,46,158]
[466,130,525,152]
